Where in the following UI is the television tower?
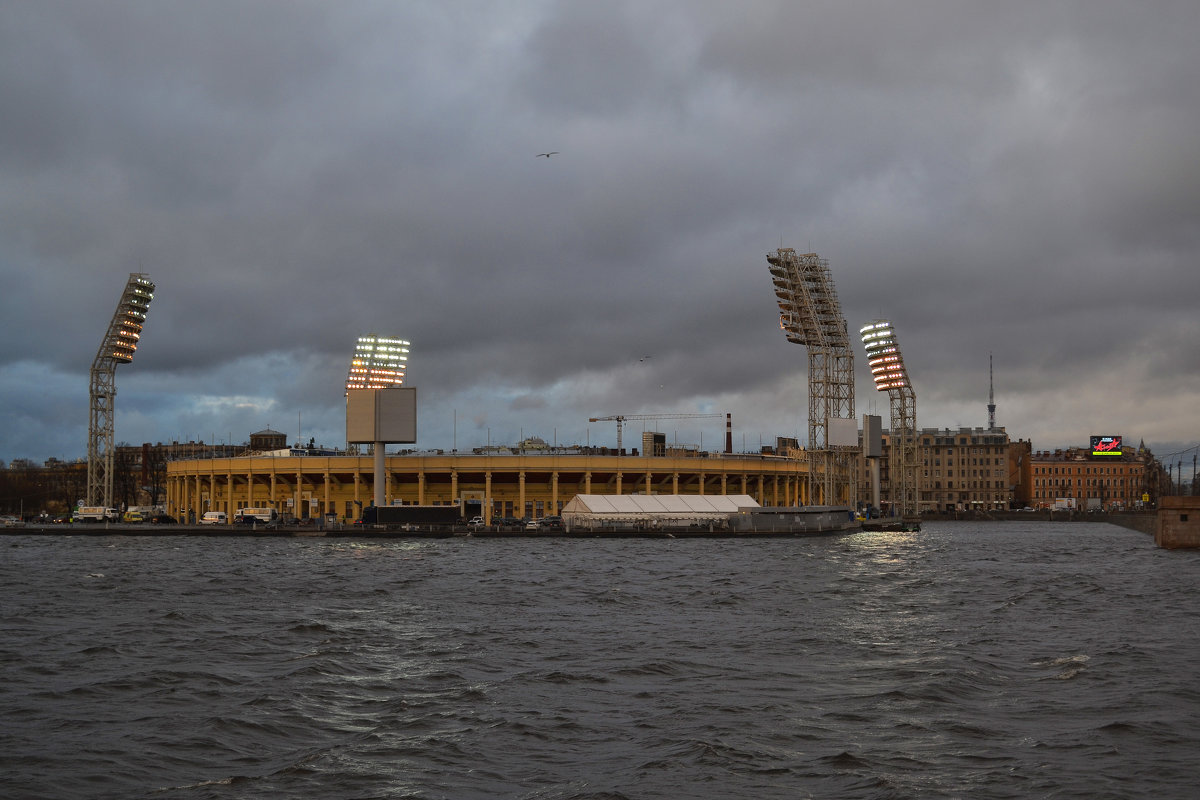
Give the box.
[87,274,155,508]
[987,353,996,430]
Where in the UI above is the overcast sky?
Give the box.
[2,1,1198,466]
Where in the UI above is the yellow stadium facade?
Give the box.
[165,452,810,524]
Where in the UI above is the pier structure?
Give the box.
[767,249,857,506]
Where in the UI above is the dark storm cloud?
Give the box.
[1,0,1198,462]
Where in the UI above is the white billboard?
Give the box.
[827,416,859,448]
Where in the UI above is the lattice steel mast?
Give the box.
[860,320,919,517]
[87,274,155,508]
[767,249,856,506]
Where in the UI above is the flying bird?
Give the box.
[536,152,559,158]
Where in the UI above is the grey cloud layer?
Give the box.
[1,0,1197,460]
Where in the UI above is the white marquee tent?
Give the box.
[560,494,759,527]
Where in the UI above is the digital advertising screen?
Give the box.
[1090,435,1123,457]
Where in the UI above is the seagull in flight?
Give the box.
[536,151,559,158]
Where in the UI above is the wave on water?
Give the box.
[1033,653,1091,680]
[3,525,1200,799]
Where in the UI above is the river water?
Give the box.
[2,521,1198,799]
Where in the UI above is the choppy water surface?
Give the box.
[3,522,1199,799]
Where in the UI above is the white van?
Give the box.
[200,511,227,525]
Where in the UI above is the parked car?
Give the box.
[149,514,177,524]
[525,518,540,530]
[541,515,564,530]
[199,511,227,525]
[468,516,485,528]
[123,511,145,524]
[1,515,25,528]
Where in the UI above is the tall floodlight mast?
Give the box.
[860,320,919,517]
[767,249,856,506]
[345,334,411,501]
[87,273,155,508]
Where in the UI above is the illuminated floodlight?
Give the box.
[88,273,156,507]
[345,335,410,394]
[859,320,909,392]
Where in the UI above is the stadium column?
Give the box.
[207,465,215,513]
[584,472,591,494]
[485,472,492,522]
[551,472,558,516]
[418,472,426,505]
[383,456,391,506]
[615,472,622,495]
[323,468,330,517]
[519,472,526,516]
[672,472,679,494]
[451,470,458,507]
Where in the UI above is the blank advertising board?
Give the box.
[346,387,417,443]
[827,416,860,448]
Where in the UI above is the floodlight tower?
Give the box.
[345,334,411,492]
[87,273,155,508]
[767,249,856,506]
[859,320,918,517]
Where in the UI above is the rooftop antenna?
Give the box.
[987,353,996,430]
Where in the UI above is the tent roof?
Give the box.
[561,494,759,516]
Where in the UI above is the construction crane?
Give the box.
[588,413,727,453]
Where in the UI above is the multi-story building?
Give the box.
[1027,443,1163,510]
[862,426,1014,512]
[917,427,1013,511]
